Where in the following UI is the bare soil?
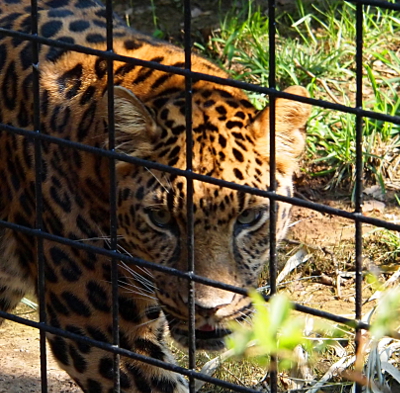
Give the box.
[114,0,301,43]
[0,306,80,393]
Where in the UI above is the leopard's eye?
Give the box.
[148,209,172,227]
[237,209,262,226]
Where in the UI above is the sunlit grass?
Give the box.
[197,0,400,196]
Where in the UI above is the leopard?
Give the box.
[0,0,311,392]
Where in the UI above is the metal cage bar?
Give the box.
[268,0,278,391]
[183,0,197,392]
[30,0,48,391]
[104,0,121,391]
[354,3,365,392]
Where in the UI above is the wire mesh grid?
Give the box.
[0,0,399,392]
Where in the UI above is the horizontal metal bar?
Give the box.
[0,309,261,393]
[347,0,400,11]
[0,217,373,331]
[1,123,399,233]
[0,27,400,125]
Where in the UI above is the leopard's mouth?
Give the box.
[165,315,231,350]
[173,326,232,350]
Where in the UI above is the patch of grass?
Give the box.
[169,341,268,393]
[365,228,400,263]
[199,0,400,196]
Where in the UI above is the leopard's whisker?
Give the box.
[113,283,157,301]
[76,235,123,242]
[117,280,155,296]
[132,318,161,329]
[145,167,170,193]
[118,262,155,291]
[116,245,154,279]
[117,254,154,281]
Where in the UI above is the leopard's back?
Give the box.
[0,0,231,130]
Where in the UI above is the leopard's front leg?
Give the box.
[45,280,189,393]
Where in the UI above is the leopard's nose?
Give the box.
[194,303,225,318]
[194,297,233,312]
[180,285,236,311]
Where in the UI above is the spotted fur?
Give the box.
[0,0,311,392]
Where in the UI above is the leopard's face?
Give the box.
[111,85,310,350]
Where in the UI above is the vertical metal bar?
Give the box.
[183,0,196,391]
[30,1,47,392]
[268,0,278,392]
[268,0,277,294]
[354,3,364,393]
[105,1,120,391]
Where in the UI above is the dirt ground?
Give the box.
[113,0,303,43]
[0,308,81,393]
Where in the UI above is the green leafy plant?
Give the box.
[366,273,400,342]
[226,291,334,370]
[370,288,400,341]
[226,292,302,368]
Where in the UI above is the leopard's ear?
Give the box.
[249,86,311,173]
[101,86,159,156]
